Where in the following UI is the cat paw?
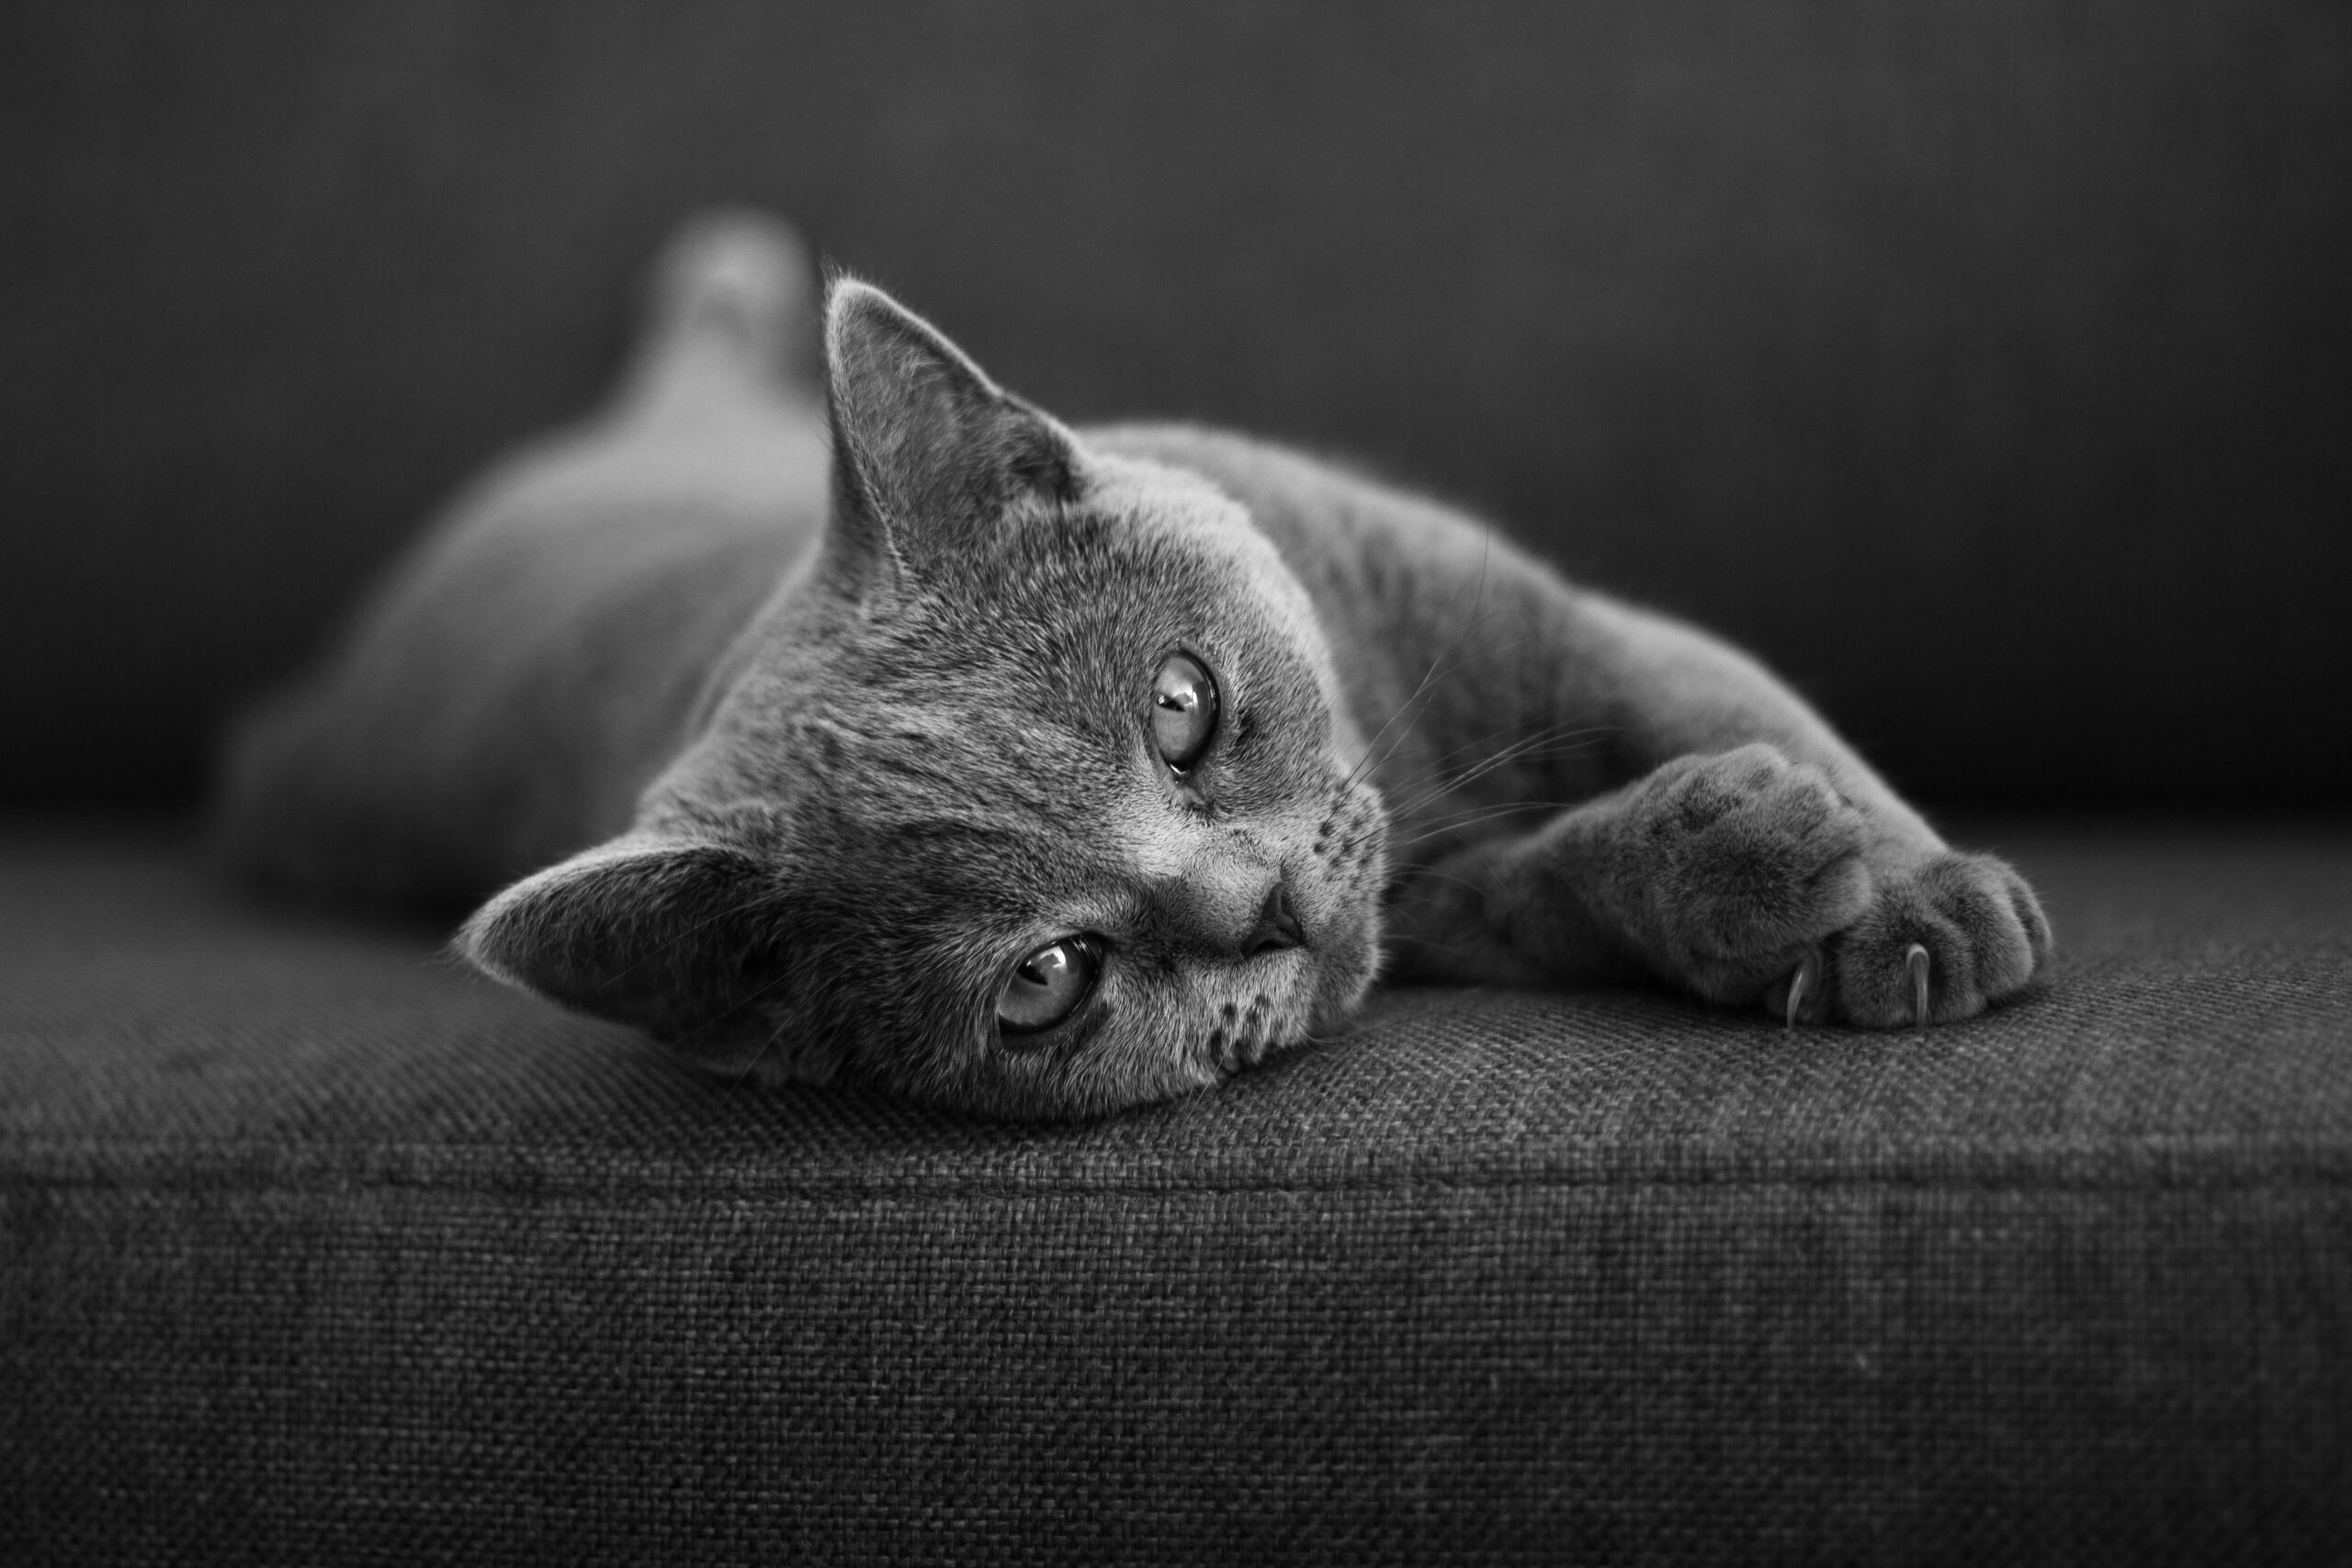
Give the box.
[1610,743,1874,1001]
[1762,850,2051,1027]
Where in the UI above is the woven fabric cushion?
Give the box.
[4,825,2349,1563]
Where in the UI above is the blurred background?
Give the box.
[3,0,2346,814]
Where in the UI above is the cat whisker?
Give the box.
[1387,799,1589,851]
[1344,672,1449,795]
[1340,526,1505,793]
[1396,714,1603,784]
[1341,620,1470,791]
[1345,629,1580,808]
[1372,742,1592,832]
[680,959,808,1071]
[1383,751,1609,827]
[731,1010,792,1089]
[1385,727,1617,819]
[1396,791,1587,833]
[1344,621,1559,789]
[1395,866,1491,897]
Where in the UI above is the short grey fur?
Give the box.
[218,211,2047,1120]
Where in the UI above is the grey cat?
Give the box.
[219,211,2050,1121]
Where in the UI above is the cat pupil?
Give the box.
[1151,652,1218,769]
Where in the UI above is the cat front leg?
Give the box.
[1368,570,2055,1025]
[1385,741,2049,1026]
[1385,742,1870,1002]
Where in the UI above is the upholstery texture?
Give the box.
[6,825,2348,1562]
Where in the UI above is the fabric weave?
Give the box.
[5,825,2350,1562]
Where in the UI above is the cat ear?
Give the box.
[821,277,1079,585]
[458,834,792,1047]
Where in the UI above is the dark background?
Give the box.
[3,1,2346,813]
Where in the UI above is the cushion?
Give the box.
[5,823,2348,1562]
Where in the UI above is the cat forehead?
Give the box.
[1074,448,1249,537]
[829,456,1317,689]
[947,452,1317,655]
[1073,449,1323,631]
[974,448,1275,599]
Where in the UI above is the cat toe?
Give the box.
[1833,852,2049,1027]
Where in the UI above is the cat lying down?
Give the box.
[218,210,2050,1121]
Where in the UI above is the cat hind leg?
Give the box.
[623,208,821,412]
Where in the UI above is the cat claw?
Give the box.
[1905,942,1931,1029]
[1785,949,1818,1030]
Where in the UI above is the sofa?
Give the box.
[6,5,2348,1562]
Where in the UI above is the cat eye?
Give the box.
[996,935,1101,1037]
[1151,652,1219,771]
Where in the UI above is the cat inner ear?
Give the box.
[821,277,1080,584]
[457,834,792,1052]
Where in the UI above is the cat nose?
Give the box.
[1153,854,1301,960]
[1242,881,1305,956]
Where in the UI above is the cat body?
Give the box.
[220,212,2047,1120]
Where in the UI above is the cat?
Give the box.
[217,209,2051,1122]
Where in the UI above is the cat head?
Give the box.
[459,279,1388,1120]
